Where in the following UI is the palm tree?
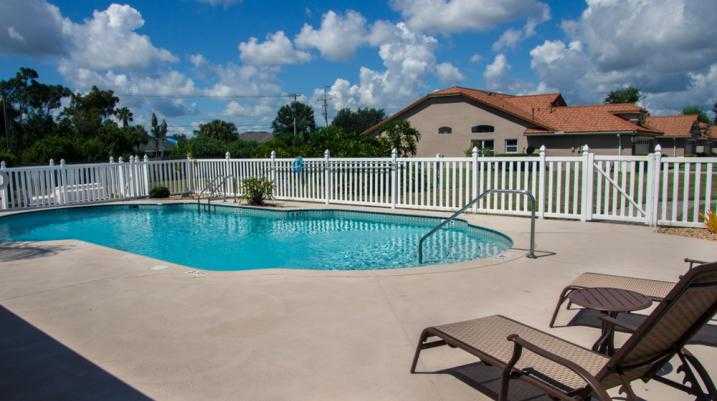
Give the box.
[150,113,168,158]
[116,107,133,128]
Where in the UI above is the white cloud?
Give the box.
[64,4,177,71]
[530,0,717,112]
[493,3,550,51]
[484,54,509,89]
[322,22,438,112]
[469,54,482,64]
[0,0,69,56]
[239,31,310,66]
[204,63,281,97]
[189,53,207,67]
[295,10,368,61]
[436,62,464,83]
[391,0,550,34]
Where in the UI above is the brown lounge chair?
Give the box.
[548,258,708,328]
[410,262,717,401]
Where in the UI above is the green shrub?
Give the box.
[241,178,273,206]
[149,186,170,198]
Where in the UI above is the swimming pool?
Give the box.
[0,204,512,270]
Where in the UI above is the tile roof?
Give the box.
[527,104,658,135]
[363,86,660,136]
[644,115,698,138]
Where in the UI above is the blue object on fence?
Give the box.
[292,157,304,173]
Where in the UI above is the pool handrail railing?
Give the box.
[417,189,537,264]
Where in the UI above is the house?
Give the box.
[646,115,714,156]
[363,86,664,156]
[239,131,273,143]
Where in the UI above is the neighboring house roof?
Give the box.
[526,104,660,136]
[644,115,699,138]
[240,131,273,143]
[363,86,657,137]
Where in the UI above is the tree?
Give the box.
[150,113,168,158]
[63,86,120,137]
[604,86,641,104]
[379,120,421,156]
[331,107,386,136]
[272,101,316,138]
[0,67,70,150]
[682,106,710,124]
[713,102,717,124]
[195,120,239,143]
[116,107,133,128]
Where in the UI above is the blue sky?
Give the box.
[1,0,716,135]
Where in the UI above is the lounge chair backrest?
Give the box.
[600,262,717,382]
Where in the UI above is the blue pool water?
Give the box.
[0,204,512,270]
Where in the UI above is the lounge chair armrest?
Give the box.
[685,258,708,271]
[598,315,638,333]
[506,334,612,401]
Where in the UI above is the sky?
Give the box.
[1,0,716,136]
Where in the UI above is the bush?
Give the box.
[241,178,273,206]
[149,186,170,198]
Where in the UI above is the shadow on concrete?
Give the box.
[0,242,69,262]
[419,362,554,401]
[567,309,717,347]
[0,305,152,401]
[425,362,649,401]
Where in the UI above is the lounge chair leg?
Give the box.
[549,287,572,328]
[677,348,716,400]
[618,377,639,401]
[410,329,431,373]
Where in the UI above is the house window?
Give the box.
[472,125,495,133]
[438,126,452,135]
[471,139,494,156]
[505,139,518,153]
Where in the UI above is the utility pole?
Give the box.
[322,86,329,127]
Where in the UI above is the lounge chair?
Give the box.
[410,262,717,401]
[548,258,709,328]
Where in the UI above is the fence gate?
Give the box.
[588,155,651,225]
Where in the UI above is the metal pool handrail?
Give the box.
[417,189,537,264]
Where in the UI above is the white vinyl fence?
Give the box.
[1,145,715,228]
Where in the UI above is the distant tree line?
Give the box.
[1,67,420,166]
[172,102,420,159]
[0,68,157,166]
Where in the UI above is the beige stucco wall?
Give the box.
[403,97,530,156]
[527,135,639,156]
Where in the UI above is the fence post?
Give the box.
[538,145,546,219]
[118,156,126,198]
[390,148,398,209]
[580,145,593,222]
[472,146,479,213]
[225,151,231,196]
[49,159,57,205]
[59,159,67,204]
[270,151,277,191]
[142,155,150,196]
[0,161,7,210]
[647,144,662,226]
[324,149,331,205]
[186,154,193,194]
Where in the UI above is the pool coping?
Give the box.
[0,199,526,276]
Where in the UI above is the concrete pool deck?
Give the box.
[1,200,716,400]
